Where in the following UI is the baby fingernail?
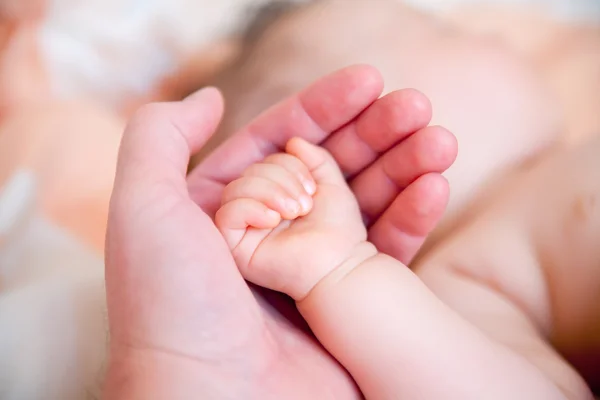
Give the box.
[265,209,280,220]
[284,198,300,214]
[302,179,316,195]
[299,195,312,213]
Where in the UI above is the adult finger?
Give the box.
[112,88,223,209]
[322,89,432,177]
[367,173,450,264]
[187,64,384,216]
[352,125,457,224]
[106,88,261,350]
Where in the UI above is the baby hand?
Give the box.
[216,138,367,300]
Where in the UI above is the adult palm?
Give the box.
[104,65,457,399]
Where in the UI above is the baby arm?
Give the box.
[216,138,569,399]
[413,139,600,399]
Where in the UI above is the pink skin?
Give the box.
[215,137,369,301]
[188,69,456,263]
[215,139,575,399]
[104,65,457,398]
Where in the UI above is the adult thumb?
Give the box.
[112,87,224,207]
[106,87,234,345]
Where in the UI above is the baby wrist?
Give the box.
[297,241,379,304]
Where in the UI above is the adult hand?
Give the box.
[189,66,456,262]
[104,65,457,399]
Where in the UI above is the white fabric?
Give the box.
[39,0,270,106]
[405,0,600,22]
[0,171,106,400]
[38,0,599,108]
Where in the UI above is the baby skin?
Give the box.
[216,138,592,399]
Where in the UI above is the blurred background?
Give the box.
[0,0,598,399]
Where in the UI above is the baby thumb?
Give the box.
[285,137,346,187]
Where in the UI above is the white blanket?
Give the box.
[39,0,599,109]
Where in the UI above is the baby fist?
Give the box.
[216,138,366,300]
